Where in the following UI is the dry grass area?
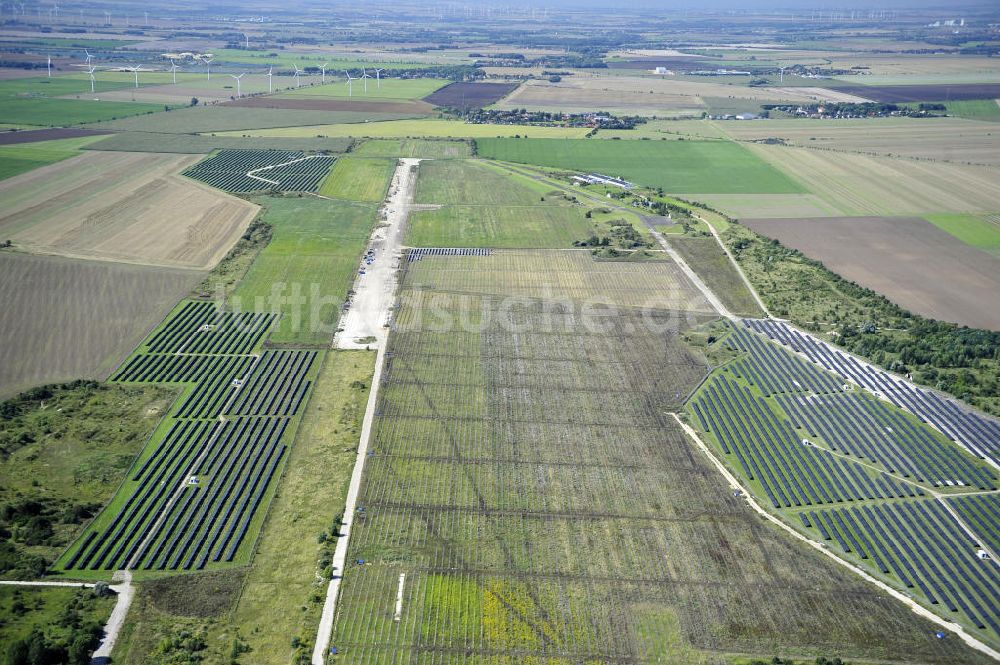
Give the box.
[746,144,1000,216]
[0,252,203,396]
[713,117,1000,166]
[0,151,259,269]
[494,74,865,115]
[742,216,1000,330]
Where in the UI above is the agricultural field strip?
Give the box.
[330,257,729,659]
[687,321,1000,639]
[183,149,335,193]
[59,301,319,572]
[743,319,1000,466]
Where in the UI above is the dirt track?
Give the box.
[743,215,1000,330]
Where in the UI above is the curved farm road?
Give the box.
[313,158,419,664]
[672,414,1000,662]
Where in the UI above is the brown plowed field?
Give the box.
[423,81,519,109]
[0,151,259,270]
[0,128,111,145]
[224,95,434,114]
[743,216,1000,330]
[826,83,1000,103]
[0,252,203,397]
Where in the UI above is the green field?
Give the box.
[476,138,806,194]
[0,134,107,180]
[924,213,1000,255]
[354,138,471,158]
[279,77,447,100]
[944,99,1000,122]
[0,97,165,127]
[668,235,764,317]
[407,159,598,248]
[218,118,591,139]
[232,197,377,345]
[318,156,394,201]
[91,105,417,134]
[0,74,132,97]
[84,132,353,154]
[207,49,437,70]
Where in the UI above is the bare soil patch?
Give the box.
[423,81,519,109]
[0,128,110,145]
[0,252,203,396]
[826,83,1000,103]
[0,150,259,270]
[742,216,1000,330]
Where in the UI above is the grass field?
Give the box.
[0,150,259,269]
[232,350,374,663]
[667,235,764,317]
[216,118,591,139]
[476,138,805,194]
[924,213,1000,255]
[944,99,1000,122]
[83,132,353,154]
[0,252,203,398]
[0,134,106,180]
[231,197,377,345]
[744,144,1000,216]
[279,77,448,100]
[319,156,395,201]
[408,159,603,248]
[353,138,471,158]
[90,105,416,134]
[0,97,164,127]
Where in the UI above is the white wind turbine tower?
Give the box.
[46,55,51,77]
[203,56,214,81]
[242,32,249,49]
[230,72,245,98]
[266,66,273,93]
[360,67,371,94]
[320,62,328,84]
[169,59,179,84]
[373,67,384,89]
[104,10,110,25]
[345,70,354,97]
[779,67,785,84]
[83,48,93,66]
[126,64,141,88]
[293,65,302,88]
[87,64,96,93]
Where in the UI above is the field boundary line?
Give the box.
[671,412,1000,662]
[246,154,325,186]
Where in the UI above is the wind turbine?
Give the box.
[242,32,249,48]
[266,66,273,93]
[203,56,214,81]
[230,72,245,97]
[87,64,96,93]
[320,62,328,84]
[360,67,371,94]
[144,10,148,26]
[126,64,140,88]
[779,67,785,84]
[373,67,384,89]
[345,70,354,97]
[46,55,51,78]
[83,48,93,66]
[169,59,179,84]
[293,65,302,88]
[104,10,110,25]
